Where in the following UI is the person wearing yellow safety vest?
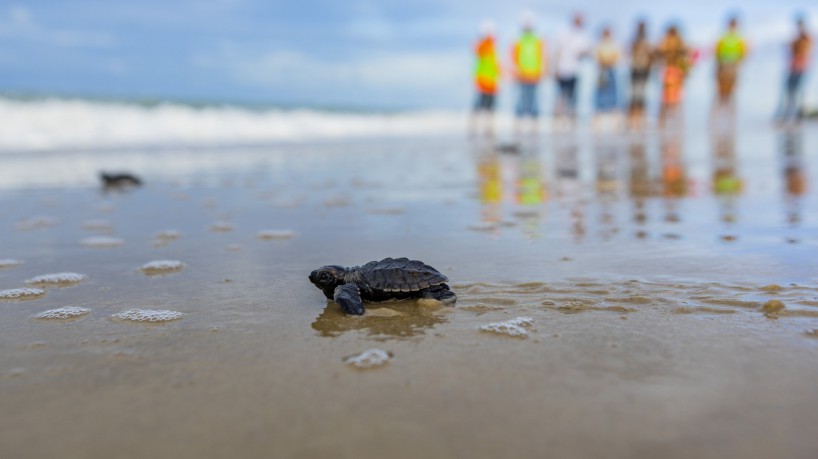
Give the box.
[714,16,748,108]
[512,13,546,133]
[470,21,501,137]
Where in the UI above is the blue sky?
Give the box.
[0,1,815,109]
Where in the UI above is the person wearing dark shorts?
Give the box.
[628,20,653,128]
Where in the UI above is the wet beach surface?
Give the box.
[1,125,818,458]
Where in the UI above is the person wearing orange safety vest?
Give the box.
[512,15,545,121]
[471,21,501,136]
[714,16,747,105]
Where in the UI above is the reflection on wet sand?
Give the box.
[472,136,547,237]
[660,122,688,228]
[311,300,448,339]
[594,133,621,240]
[779,128,807,227]
[628,132,652,238]
[554,132,586,241]
[711,121,743,226]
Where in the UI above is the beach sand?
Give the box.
[1,126,817,458]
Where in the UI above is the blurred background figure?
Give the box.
[778,127,807,228]
[713,15,748,123]
[657,24,691,128]
[594,26,622,130]
[470,21,501,137]
[554,13,591,129]
[776,15,812,124]
[628,20,654,130]
[512,12,546,136]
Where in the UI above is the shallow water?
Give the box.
[1,124,817,458]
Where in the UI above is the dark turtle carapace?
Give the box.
[100,172,143,189]
[309,257,456,315]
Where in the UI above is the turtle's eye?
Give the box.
[320,272,331,282]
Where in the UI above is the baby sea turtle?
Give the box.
[100,172,142,188]
[309,257,456,315]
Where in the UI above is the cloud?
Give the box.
[194,46,470,106]
[0,5,115,48]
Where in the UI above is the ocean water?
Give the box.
[1,103,817,457]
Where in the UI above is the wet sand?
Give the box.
[1,125,818,458]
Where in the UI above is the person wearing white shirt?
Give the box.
[554,13,591,122]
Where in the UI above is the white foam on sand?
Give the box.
[209,222,234,232]
[16,216,58,230]
[113,309,184,323]
[343,349,392,369]
[26,272,87,285]
[82,219,113,232]
[34,306,90,320]
[0,259,23,268]
[257,230,296,240]
[154,230,181,240]
[479,317,534,338]
[0,288,45,300]
[140,260,185,273]
[80,236,124,247]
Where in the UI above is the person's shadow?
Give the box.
[311,300,450,339]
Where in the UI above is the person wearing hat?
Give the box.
[512,12,546,134]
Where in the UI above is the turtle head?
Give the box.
[309,265,346,296]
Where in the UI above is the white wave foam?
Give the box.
[0,97,468,152]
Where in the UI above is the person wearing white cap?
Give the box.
[554,13,591,126]
[512,11,546,134]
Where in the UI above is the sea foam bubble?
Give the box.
[343,349,392,369]
[80,236,124,248]
[479,317,534,338]
[34,306,90,320]
[26,272,87,285]
[113,309,184,323]
[140,260,185,274]
[257,230,296,240]
[0,259,23,269]
[0,288,45,300]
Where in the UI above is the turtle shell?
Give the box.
[359,257,448,293]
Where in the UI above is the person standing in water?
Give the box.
[628,21,653,129]
[656,24,691,128]
[594,26,622,129]
[554,13,591,128]
[470,21,501,137]
[713,16,748,120]
[512,13,546,135]
[777,16,812,123]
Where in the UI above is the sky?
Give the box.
[0,0,816,110]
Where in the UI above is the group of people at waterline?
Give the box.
[470,12,813,135]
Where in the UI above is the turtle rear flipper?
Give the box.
[421,283,456,304]
[334,284,365,315]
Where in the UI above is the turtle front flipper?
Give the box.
[334,283,365,315]
[421,283,457,305]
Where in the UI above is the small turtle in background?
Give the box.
[309,257,456,315]
[100,172,142,189]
